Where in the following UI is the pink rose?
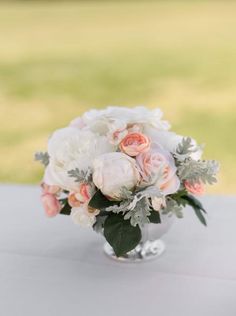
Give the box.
[80,183,90,201]
[184,181,205,196]
[41,183,61,195]
[69,183,94,207]
[41,193,62,217]
[136,143,180,195]
[76,183,94,202]
[120,132,151,157]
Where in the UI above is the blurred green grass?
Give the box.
[0,1,236,193]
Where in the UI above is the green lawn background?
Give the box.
[0,1,235,193]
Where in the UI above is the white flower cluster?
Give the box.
[38,106,217,228]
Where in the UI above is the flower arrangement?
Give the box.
[36,106,219,257]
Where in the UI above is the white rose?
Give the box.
[152,197,166,211]
[71,204,99,228]
[45,127,114,191]
[93,152,140,200]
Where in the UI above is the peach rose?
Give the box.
[136,143,180,195]
[41,193,62,217]
[68,193,82,208]
[184,181,205,196]
[120,132,151,157]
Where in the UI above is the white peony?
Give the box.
[105,106,170,130]
[71,204,99,227]
[69,116,86,129]
[78,106,170,136]
[44,127,114,191]
[93,152,141,200]
[81,109,109,135]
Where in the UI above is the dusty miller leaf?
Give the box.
[119,187,133,200]
[68,168,93,184]
[136,186,162,200]
[105,200,131,214]
[124,197,152,227]
[34,152,49,167]
[105,186,163,227]
[176,137,196,155]
[178,159,219,185]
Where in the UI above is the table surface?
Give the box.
[0,184,235,316]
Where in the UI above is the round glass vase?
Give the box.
[103,215,174,263]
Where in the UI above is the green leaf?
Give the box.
[104,214,141,257]
[171,190,189,207]
[182,194,207,226]
[182,194,206,213]
[149,210,161,224]
[89,190,119,210]
[60,201,71,216]
[192,205,207,226]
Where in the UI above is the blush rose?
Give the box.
[136,143,180,195]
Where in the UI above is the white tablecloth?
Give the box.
[0,184,235,316]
